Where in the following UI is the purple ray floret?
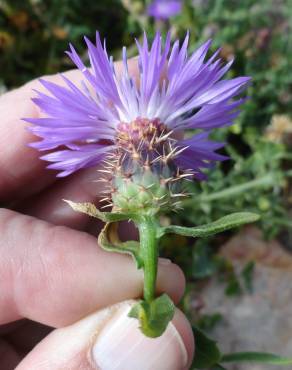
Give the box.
[148,0,182,20]
[26,32,250,178]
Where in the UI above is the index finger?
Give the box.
[0,208,185,327]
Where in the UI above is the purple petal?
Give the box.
[40,144,114,177]
[175,133,228,179]
[27,31,250,178]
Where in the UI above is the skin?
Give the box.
[0,60,194,369]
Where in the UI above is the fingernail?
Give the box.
[91,303,188,370]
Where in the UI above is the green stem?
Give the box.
[187,173,276,204]
[138,216,158,302]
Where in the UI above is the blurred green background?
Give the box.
[1,1,292,366]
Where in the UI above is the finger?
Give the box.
[17,168,138,236]
[0,59,138,202]
[18,168,103,230]
[16,301,194,370]
[0,209,185,327]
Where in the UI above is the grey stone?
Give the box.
[193,227,292,370]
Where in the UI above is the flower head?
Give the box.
[148,0,182,20]
[27,32,250,211]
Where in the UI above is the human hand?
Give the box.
[0,64,194,369]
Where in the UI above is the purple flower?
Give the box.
[26,32,250,179]
[148,0,182,20]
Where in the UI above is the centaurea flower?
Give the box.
[26,32,254,337]
[27,32,249,209]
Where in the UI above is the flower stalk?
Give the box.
[138,216,159,302]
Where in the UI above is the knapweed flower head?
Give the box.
[27,32,250,214]
[148,0,182,20]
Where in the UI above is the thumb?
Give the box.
[16,300,194,370]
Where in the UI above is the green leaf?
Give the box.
[98,222,143,269]
[241,260,255,293]
[224,274,242,297]
[159,212,260,238]
[197,313,223,332]
[221,352,292,365]
[128,294,175,338]
[64,200,136,222]
[192,326,222,368]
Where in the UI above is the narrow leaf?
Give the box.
[159,212,260,238]
[222,352,292,365]
[64,199,136,222]
[192,326,221,368]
